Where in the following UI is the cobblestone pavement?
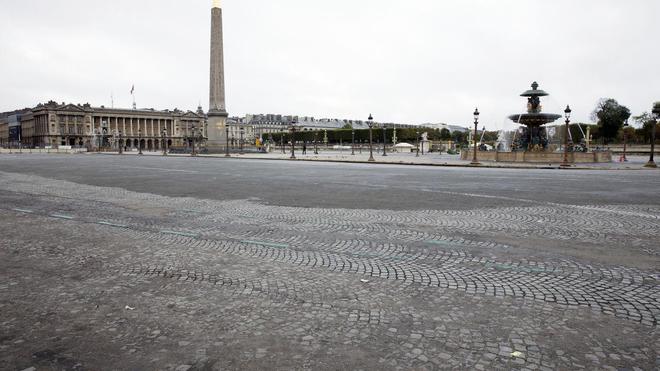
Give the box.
[0,157,659,370]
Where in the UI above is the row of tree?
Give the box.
[261,127,500,145]
[260,99,658,146]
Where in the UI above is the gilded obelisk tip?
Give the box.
[212,0,221,9]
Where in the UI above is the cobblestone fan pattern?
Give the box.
[1,170,658,370]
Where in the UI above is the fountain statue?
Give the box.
[508,82,561,152]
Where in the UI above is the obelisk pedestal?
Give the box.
[207,1,228,151]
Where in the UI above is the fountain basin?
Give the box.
[508,113,562,127]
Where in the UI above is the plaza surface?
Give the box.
[0,153,658,370]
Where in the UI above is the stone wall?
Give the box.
[460,150,612,163]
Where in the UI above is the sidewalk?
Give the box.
[89,149,658,170]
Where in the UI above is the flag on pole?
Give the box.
[130,85,134,95]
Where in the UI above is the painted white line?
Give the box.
[50,214,74,220]
[121,166,199,174]
[12,208,34,213]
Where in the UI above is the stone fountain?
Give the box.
[460,82,612,163]
[508,82,561,151]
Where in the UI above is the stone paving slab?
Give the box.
[0,169,658,370]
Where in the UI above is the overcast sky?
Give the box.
[1,0,658,129]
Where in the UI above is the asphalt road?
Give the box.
[0,153,657,210]
[1,153,659,370]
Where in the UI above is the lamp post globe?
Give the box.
[470,108,480,165]
[561,105,572,167]
[367,114,375,162]
[645,102,660,168]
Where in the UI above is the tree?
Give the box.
[439,128,451,140]
[451,131,467,146]
[591,98,631,144]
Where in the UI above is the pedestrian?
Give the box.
[302,142,307,155]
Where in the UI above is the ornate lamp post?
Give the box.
[138,129,143,155]
[416,130,420,157]
[561,105,572,168]
[289,120,297,159]
[118,131,123,155]
[382,123,387,156]
[367,114,375,162]
[645,102,659,168]
[471,108,480,165]
[191,125,198,157]
[239,127,244,155]
[351,127,355,155]
[621,120,629,162]
[225,125,230,157]
[162,129,168,156]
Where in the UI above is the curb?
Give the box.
[84,152,654,171]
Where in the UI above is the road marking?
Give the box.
[50,214,74,220]
[97,221,128,228]
[121,166,199,174]
[161,230,198,238]
[12,208,34,213]
[242,240,289,249]
[180,209,203,214]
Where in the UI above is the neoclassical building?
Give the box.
[8,101,207,150]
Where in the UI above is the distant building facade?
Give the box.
[0,101,206,150]
[242,113,419,141]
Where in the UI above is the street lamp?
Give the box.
[225,125,230,157]
[471,108,480,165]
[416,130,420,157]
[382,123,387,156]
[118,131,123,155]
[314,130,319,155]
[191,125,197,157]
[561,105,572,168]
[138,129,143,155]
[351,127,355,155]
[239,127,245,155]
[645,102,659,168]
[621,120,629,162]
[367,114,375,162]
[289,121,297,159]
[162,129,168,156]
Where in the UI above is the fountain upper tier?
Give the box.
[508,81,561,127]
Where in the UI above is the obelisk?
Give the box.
[207,0,228,148]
